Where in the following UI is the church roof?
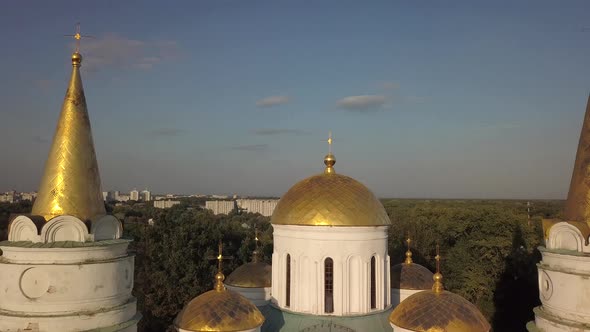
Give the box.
[225,261,272,288]
[389,246,490,332]
[271,153,391,227]
[31,51,105,222]
[391,263,434,290]
[391,236,434,290]
[175,272,264,331]
[389,290,490,332]
[260,304,393,332]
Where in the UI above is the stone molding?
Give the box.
[7,214,123,243]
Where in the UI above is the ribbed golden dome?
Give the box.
[174,286,264,332]
[389,290,490,332]
[225,262,272,288]
[391,263,434,290]
[271,156,390,227]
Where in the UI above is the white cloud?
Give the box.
[255,96,291,108]
[336,95,387,112]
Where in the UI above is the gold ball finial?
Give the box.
[324,153,336,174]
[405,250,413,264]
[214,272,226,292]
[432,272,444,293]
[71,52,82,67]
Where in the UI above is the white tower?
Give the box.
[527,95,590,332]
[0,43,140,331]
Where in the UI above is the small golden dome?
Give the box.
[225,262,272,288]
[174,287,265,332]
[272,154,390,226]
[389,290,490,332]
[391,263,434,290]
[71,52,82,66]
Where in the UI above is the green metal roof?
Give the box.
[260,305,393,332]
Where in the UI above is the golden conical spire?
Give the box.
[324,131,336,174]
[432,244,444,294]
[404,233,413,264]
[31,49,105,222]
[564,94,590,222]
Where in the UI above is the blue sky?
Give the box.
[1,1,589,198]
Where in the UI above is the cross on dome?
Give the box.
[207,240,233,291]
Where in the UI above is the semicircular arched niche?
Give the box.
[8,216,40,242]
[40,215,89,243]
[91,215,123,240]
[548,222,583,252]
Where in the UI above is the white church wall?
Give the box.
[535,248,590,326]
[0,241,139,331]
[271,224,390,316]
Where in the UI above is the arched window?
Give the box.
[286,254,291,307]
[370,256,376,309]
[325,257,334,313]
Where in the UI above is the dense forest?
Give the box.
[0,198,562,332]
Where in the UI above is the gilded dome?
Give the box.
[391,263,434,290]
[271,156,390,227]
[174,286,265,331]
[225,262,272,288]
[389,290,490,332]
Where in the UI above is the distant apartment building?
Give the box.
[118,194,130,202]
[130,189,139,201]
[154,200,181,209]
[236,199,279,217]
[205,200,236,215]
[210,194,229,200]
[0,191,16,203]
[102,191,121,202]
[141,190,151,201]
[20,192,37,201]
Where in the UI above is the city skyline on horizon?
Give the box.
[1,1,590,199]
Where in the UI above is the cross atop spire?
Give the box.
[64,22,94,53]
[327,131,333,154]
